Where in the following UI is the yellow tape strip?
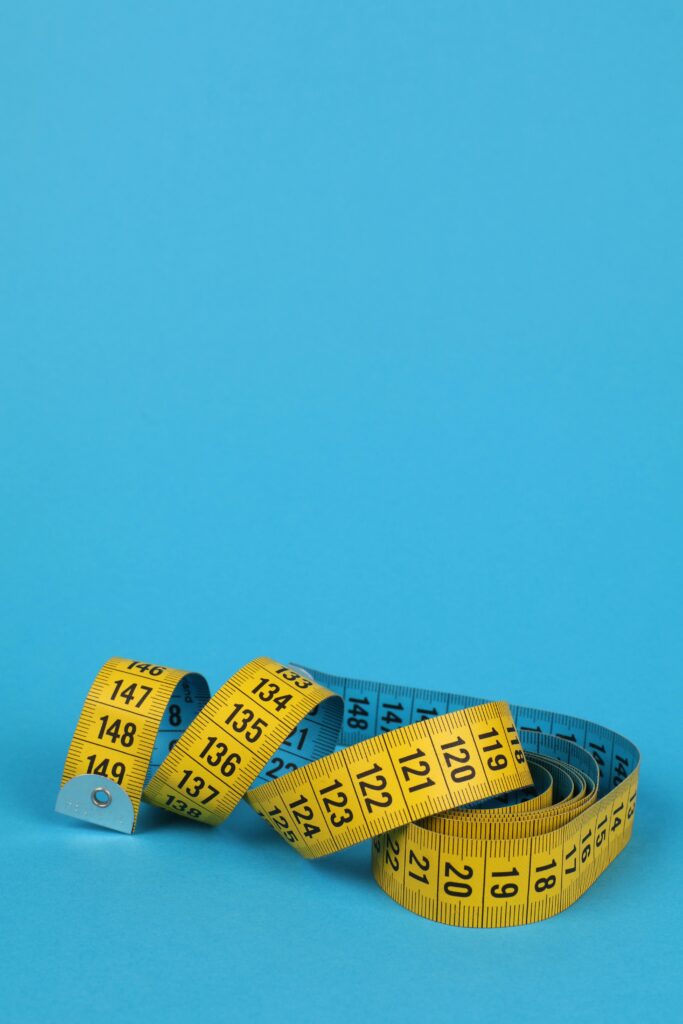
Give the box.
[144,658,343,825]
[245,700,529,856]
[61,658,211,829]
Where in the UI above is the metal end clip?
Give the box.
[55,775,135,834]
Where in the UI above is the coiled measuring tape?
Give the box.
[57,656,639,927]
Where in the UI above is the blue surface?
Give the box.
[1,3,681,1021]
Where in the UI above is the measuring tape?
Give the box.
[57,656,639,927]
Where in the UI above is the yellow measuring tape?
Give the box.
[57,656,639,927]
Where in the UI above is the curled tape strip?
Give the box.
[57,656,639,927]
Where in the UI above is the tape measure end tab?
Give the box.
[55,775,135,834]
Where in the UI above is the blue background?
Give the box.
[1,3,681,1021]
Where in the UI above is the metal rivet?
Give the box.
[91,787,112,809]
